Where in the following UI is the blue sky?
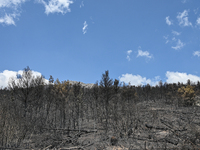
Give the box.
[1,0,200,88]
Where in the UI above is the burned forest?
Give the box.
[1,67,200,149]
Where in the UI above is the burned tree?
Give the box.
[99,70,114,131]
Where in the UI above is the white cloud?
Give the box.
[82,21,88,34]
[163,36,168,39]
[172,30,181,36]
[80,1,84,8]
[0,0,26,7]
[0,69,48,89]
[171,39,185,50]
[126,50,132,61]
[119,74,160,86]
[127,50,132,55]
[166,16,173,25]
[163,35,169,44]
[126,56,131,61]
[0,0,27,25]
[181,0,188,3]
[0,14,16,25]
[166,71,200,84]
[172,37,176,41]
[194,8,199,14]
[0,70,17,88]
[119,71,200,86]
[193,51,200,57]
[196,17,200,26]
[137,49,153,59]
[38,0,73,15]
[119,74,151,86]
[177,10,192,27]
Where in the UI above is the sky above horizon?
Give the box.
[1,0,200,88]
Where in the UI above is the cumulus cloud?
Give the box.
[177,10,192,27]
[193,51,200,57]
[166,16,173,25]
[82,21,88,34]
[166,71,200,84]
[119,74,151,86]
[171,39,185,50]
[0,70,48,88]
[119,71,200,86]
[126,50,132,61]
[119,74,160,86]
[137,49,153,59]
[38,0,73,15]
[0,0,26,25]
[172,30,181,36]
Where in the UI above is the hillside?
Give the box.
[1,70,200,149]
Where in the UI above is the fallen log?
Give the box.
[160,119,187,132]
[132,137,167,143]
[165,138,179,145]
[160,119,174,130]
[59,146,83,150]
[59,143,94,150]
[0,147,30,150]
[145,123,168,131]
[42,128,97,133]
